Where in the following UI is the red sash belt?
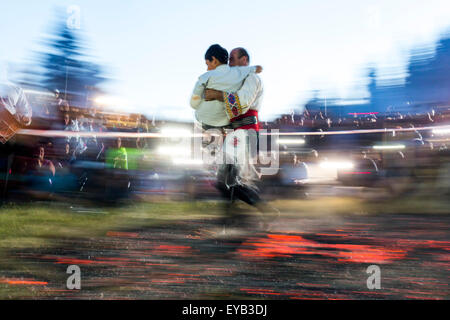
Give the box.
[230,109,259,131]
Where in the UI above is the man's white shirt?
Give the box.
[235,72,263,114]
[190,64,256,127]
[0,82,32,125]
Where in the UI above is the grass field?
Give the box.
[1,195,449,249]
[0,195,448,299]
[0,201,222,298]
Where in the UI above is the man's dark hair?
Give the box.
[235,47,250,64]
[205,44,229,64]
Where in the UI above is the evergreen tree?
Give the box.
[40,20,104,107]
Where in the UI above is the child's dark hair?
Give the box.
[205,44,228,64]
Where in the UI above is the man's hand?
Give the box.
[20,115,31,126]
[204,89,224,102]
[255,65,263,73]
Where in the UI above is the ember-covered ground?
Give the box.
[0,197,449,300]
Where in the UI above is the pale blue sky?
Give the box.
[1,0,449,121]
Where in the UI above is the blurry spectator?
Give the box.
[0,62,33,200]
[56,142,75,170]
[30,145,55,177]
[106,137,128,170]
[72,113,87,156]
[24,145,56,194]
[63,113,71,130]
[0,70,32,126]
[89,107,97,118]
[76,113,85,131]
[280,153,308,185]
[135,115,148,149]
[85,116,98,145]
[54,89,69,113]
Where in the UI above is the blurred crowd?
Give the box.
[263,106,450,199]
[1,89,164,202]
[263,107,450,132]
[1,88,449,203]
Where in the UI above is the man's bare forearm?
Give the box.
[204,89,224,102]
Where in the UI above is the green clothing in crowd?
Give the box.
[106,147,128,170]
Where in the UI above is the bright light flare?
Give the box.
[172,158,203,166]
[24,89,54,97]
[276,138,305,145]
[160,128,192,138]
[373,144,406,150]
[94,95,127,106]
[432,128,450,135]
[319,161,354,170]
[157,146,191,156]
